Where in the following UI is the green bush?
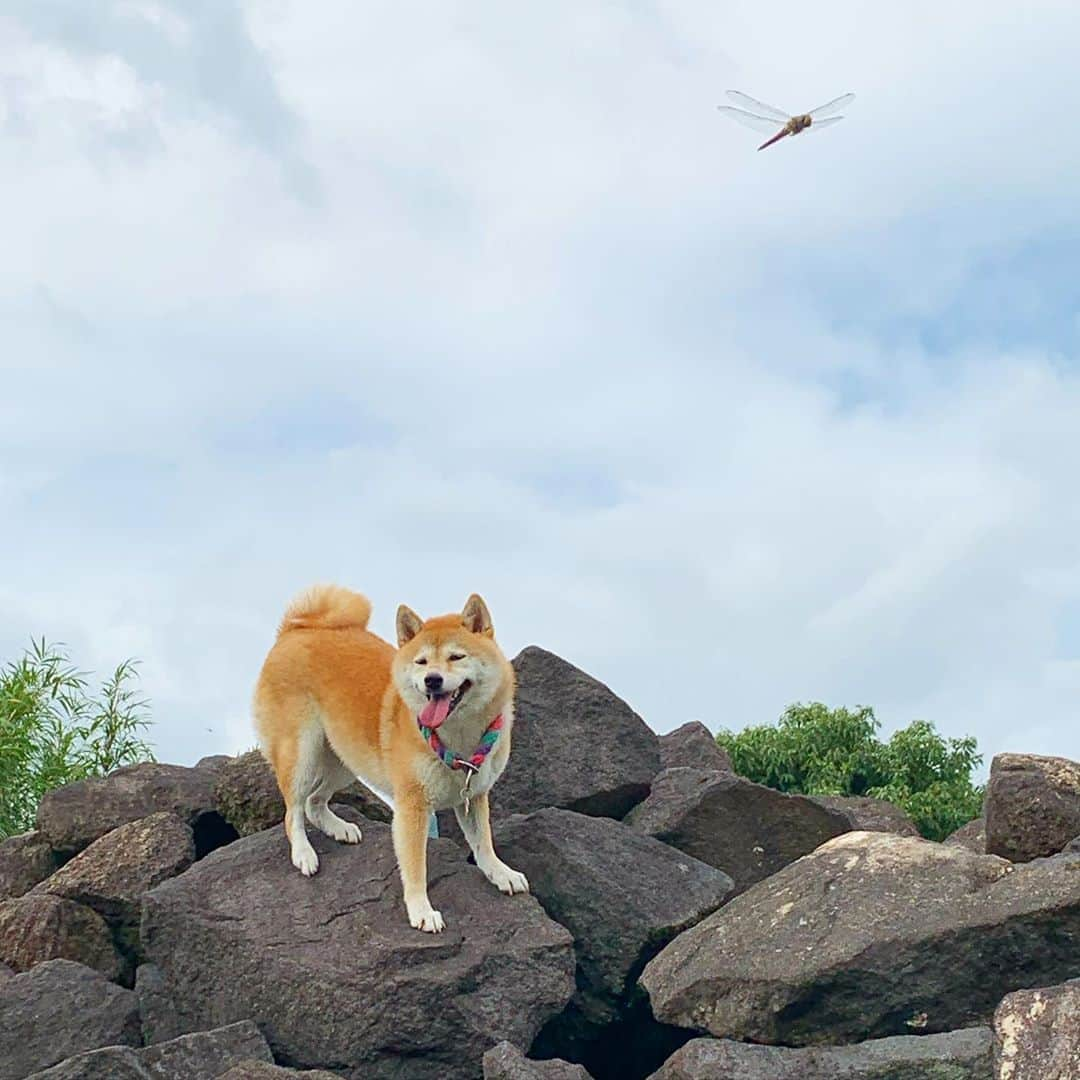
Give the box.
[0,639,154,839]
[715,702,984,841]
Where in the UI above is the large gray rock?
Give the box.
[483,1042,593,1079]
[625,768,850,894]
[495,647,660,819]
[658,724,732,774]
[220,1065,346,1079]
[945,817,987,854]
[36,763,225,858]
[648,1028,994,1079]
[641,831,1080,1046]
[0,959,140,1079]
[807,796,920,837]
[39,813,194,960]
[993,979,1080,1079]
[0,831,58,900]
[494,809,732,1072]
[0,892,122,982]
[135,962,182,1044]
[985,754,1080,863]
[28,1020,272,1079]
[212,750,391,837]
[141,810,575,1080]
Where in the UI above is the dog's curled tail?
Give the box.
[276,584,372,638]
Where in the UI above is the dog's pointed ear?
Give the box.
[461,594,493,637]
[396,604,424,646]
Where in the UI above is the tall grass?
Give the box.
[0,639,154,839]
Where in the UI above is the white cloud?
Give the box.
[1,1,1079,775]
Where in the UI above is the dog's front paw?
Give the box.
[486,861,530,896]
[292,845,320,877]
[407,901,446,933]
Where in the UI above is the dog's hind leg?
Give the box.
[305,743,363,845]
[269,721,324,877]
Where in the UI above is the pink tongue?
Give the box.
[420,695,452,729]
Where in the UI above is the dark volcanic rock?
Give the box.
[484,1041,593,1079]
[28,1020,273,1079]
[648,1028,994,1079]
[993,979,1080,1079]
[944,817,986,854]
[194,754,232,772]
[221,1065,347,1079]
[641,830,1080,1046]
[0,962,12,980]
[39,812,194,959]
[0,959,141,1079]
[985,753,1080,863]
[496,647,660,819]
[141,809,575,1080]
[0,892,122,981]
[807,795,920,837]
[658,724,732,774]
[135,961,182,1044]
[494,809,732,1073]
[213,750,391,837]
[36,763,220,857]
[625,768,849,894]
[0,830,58,900]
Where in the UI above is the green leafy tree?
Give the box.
[715,703,983,841]
[0,639,154,838]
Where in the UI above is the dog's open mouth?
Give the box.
[419,680,472,730]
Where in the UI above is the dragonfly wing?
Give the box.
[808,92,855,118]
[716,106,785,134]
[804,116,844,133]
[725,90,790,122]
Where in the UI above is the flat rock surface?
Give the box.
[141,810,575,1079]
[625,768,850,894]
[647,1028,994,1079]
[993,979,1080,1079]
[985,754,1080,863]
[0,959,141,1079]
[0,892,122,982]
[641,831,1080,1046]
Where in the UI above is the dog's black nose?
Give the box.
[424,673,444,692]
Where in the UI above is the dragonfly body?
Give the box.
[718,92,854,151]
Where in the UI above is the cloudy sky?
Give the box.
[2,1,1079,773]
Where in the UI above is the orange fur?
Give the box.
[253,584,526,932]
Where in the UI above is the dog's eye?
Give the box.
[415,657,428,666]
[448,654,465,662]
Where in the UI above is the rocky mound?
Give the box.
[0,646,1077,1079]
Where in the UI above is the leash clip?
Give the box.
[460,761,479,815]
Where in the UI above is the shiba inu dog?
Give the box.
[254,585,528,932]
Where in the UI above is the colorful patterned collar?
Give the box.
[418,712,504,773]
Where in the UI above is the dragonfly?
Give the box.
[717,90,855,151]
